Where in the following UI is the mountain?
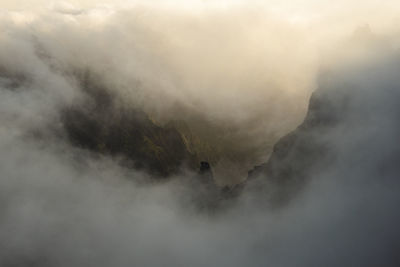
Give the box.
[247,51,400,205]
[61,71,199,177]
[247,88,339,203]
[60,71,246,210]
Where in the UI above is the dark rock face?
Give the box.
[60,72,242,209]
[61,72,197,177]
[246,89,339,203]
[246,69,363,204]
[247,53,400,206]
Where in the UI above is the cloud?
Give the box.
[51,2,85,15]
[0,1,400,266]
[0,3,320,184]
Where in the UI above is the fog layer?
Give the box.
[1,1,400,266]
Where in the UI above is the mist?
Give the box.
[1,1,400,266]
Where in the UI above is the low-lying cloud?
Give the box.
[1,1,400,266]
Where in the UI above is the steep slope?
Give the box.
[248,50,400,204]
[61,72,198,177]
[247,88,340,201]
